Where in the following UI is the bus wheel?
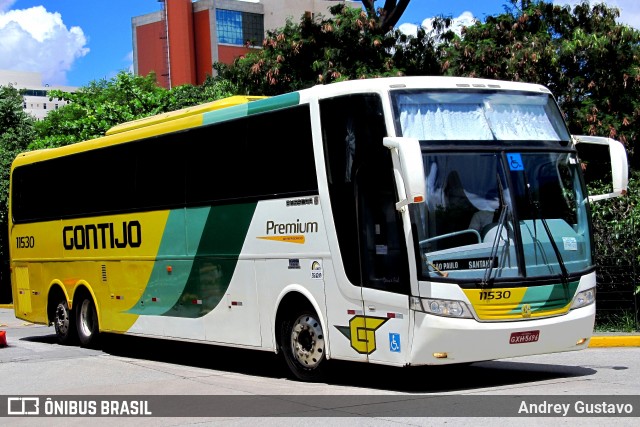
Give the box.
[76,295,99,348]
[280,309,326,382]
[53,299,77,345]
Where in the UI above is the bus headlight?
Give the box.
[410,296,473,318]
[570,287,596,309]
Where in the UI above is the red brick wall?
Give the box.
[135,20,169,88]
[217,45,254,66]
[167,0,196,86]
[193,9,213,85]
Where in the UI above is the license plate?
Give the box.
[509,330,540,344]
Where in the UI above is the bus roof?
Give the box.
[12,77,555,168]
[104,95,267,136]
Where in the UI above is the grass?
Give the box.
[594,309,639,332]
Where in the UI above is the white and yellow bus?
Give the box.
[9,77,628,381]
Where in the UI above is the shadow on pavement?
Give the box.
[21,332,597,393]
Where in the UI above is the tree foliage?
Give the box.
[438,0,640,168]
[32,72,168,149]
[0,85,35,298]
[361,0,411,33]
[0,85,34,225]
[216,4,402,95]
[590,171,640,263]
[32,71,236,149]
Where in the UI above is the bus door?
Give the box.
[356,151,412,365]
[320,94,411,364]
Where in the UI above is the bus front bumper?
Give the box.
[408,304,595,365]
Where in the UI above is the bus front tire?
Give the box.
[280,309,327,382]
[76,295,99,348]
[53,299,77,345]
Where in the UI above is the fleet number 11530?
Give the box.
[16,236,35,249]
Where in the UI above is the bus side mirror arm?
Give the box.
[383,137,426,211]
[572,135,629,202]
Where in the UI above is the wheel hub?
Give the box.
[290,314,324,368]
[55,304,69,334]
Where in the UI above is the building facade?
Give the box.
[0,70,76,120]
[132,0,359,89]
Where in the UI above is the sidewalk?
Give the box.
[0,304,638,347]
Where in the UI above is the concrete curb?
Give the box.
[588,335,640,347]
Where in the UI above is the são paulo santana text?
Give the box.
[518,400,633,416]
[43,398,151,416]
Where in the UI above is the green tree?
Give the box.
[0,85,35,225]
[0,85,36,301]
[216,4,402,95]
[164,75,236,112]
[391,18,453,76]
[589,171,640,265]
[438,0,640,168]
[32,72,169,149]
[32,71,236,149]
[361,0,411,33]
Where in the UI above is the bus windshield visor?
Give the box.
[391,90,571,142]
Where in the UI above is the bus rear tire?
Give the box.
[280,309,327,382]
[76,295,99,348]
[53,299,77,345]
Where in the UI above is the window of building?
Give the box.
[242,12,263,45]
[24,89,48,97]
[217,9,243,45]
[216,9,264,46]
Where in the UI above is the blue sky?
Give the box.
[1,0,639,88]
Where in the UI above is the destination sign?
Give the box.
[431,257,498,271]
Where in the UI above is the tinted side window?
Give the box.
[12,104,318,223]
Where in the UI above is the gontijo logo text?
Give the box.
[63,221,141,250]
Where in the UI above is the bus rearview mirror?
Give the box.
[383,137,426,209]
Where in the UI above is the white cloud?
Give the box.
[399,11,476,38]
[0,5,89,85]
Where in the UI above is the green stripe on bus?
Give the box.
[247,92,300,115]
[167,202,257,318]
[127,208,209,315]
[200,93,300,126]
[127,203,257,317]
[202,103,250,125]
[509,281,579,314]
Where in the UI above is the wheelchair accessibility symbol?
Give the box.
[389,333,401,352]
[507,153,524,171]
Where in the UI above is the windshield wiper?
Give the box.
[539,216,569,285]
[482,174,509,286]
[523,173,569,285]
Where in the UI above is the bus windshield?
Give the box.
[391,89,591,282]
